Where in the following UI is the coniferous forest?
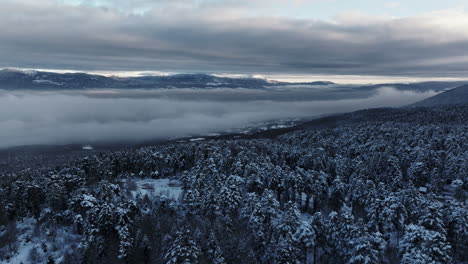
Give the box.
[0,105,467,264]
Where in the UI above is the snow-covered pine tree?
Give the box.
[164,229,201,264]
[399,224,452,264]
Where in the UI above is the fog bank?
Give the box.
[0,87,437,148]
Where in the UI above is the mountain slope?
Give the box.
[410,84,468,107]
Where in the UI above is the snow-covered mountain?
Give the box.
[3,69,468,93]
[0,69,334,89]
[410,84,468,107]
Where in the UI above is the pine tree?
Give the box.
[347,229,386,264]
[407,161,429,187]
[399,224,452,264]
[116,225,133,260]
[247,189,280,252]
[310,212,328,264]
[269,166,286,202]
[328,210,360,261]
[300,169,328,212]
[277,201,301,238]
[445,201,467,256]
[46,181,68,212]
[274,235,301,264]
[164,229,201,264]
[206,232,226,264]
[401,248,432,264]
[330,176,347,210]
[259,189,280,231]
[218,175,244,216]
[377,193,408,246]
[182,189,200,214]
[386,155,403,188]
[293,220,316,264]
[418,203,446,234]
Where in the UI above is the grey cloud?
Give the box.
[1,1,468,76]
[0,87,437,148]
[10,85,372,101]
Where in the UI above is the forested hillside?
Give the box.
[410,85,468,107]
[1,105,467,264]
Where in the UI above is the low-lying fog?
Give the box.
[0,86,437,148]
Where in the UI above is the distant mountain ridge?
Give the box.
[2,69,467,92]
[0,69,334,90]
[410,85,468,107]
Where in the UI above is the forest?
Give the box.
[0,104,467,264]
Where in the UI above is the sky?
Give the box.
[1,0,468,81]
[59,0,466,19]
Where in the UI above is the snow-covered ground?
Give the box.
[1,217,81,264]
[189,138,205,142]
[125,178,183,201]
[81,145,94,150]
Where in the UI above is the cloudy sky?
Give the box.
[1,0,468,80]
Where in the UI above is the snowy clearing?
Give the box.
[125,178,183,201]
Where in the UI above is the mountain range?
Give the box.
[0,69,334,90]
[2,68,467,92]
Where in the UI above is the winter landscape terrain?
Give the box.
[0,81,467,263]
[2,0,468,263]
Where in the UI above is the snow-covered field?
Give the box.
[125,178,183,201]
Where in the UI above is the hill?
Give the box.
[410,84,468,107]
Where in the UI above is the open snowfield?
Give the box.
[125,178,183,201]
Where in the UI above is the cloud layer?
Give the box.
[1,0,468,77]
[0,87,436,148]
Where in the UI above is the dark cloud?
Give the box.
[0,87,436,148]
[1,0,468,77]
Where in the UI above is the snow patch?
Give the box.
[189,138,205,142]
[126,178,182,201]
[1,218,81,264]
[32,79,62,86]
